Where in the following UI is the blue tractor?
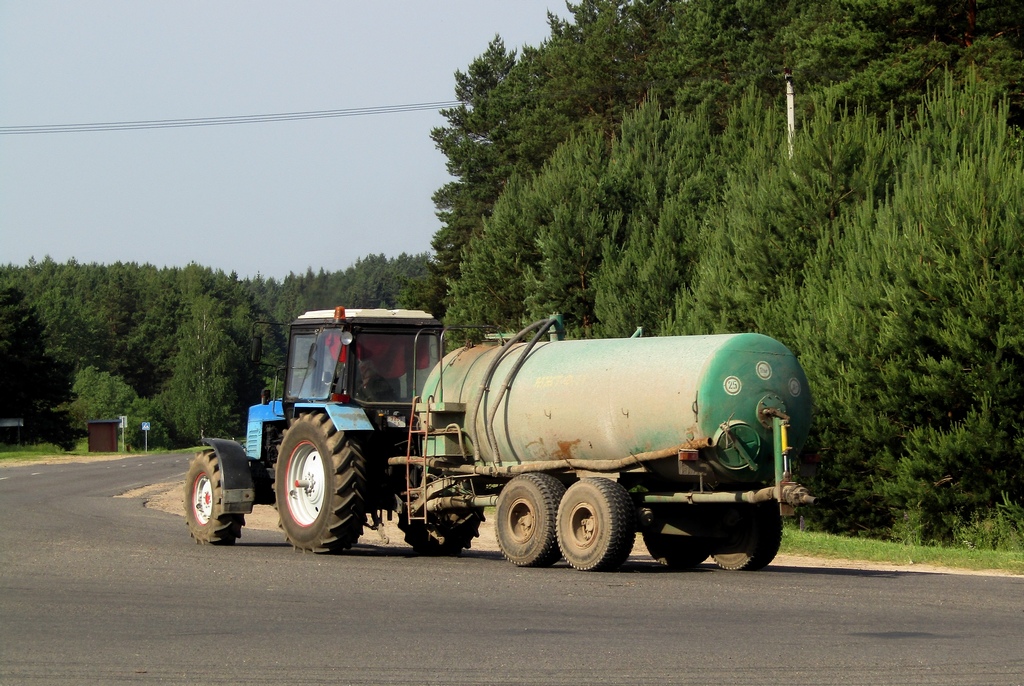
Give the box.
[182,307,479,554]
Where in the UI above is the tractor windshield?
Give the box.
[353,331,439,404]
[286,328,345,400]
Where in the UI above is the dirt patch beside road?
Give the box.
[132,480,488,551]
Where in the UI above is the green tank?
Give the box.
[420,332,811,485]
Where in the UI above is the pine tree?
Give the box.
[0,286,81,449]
[446,175,540,329]
[791,78,1024,540]
[165,294,235,442]
[593,100,718,337]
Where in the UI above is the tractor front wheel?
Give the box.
[184,450,244,545]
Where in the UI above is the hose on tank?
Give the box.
[389,438,714,477]
[483,318,559,465]
[464,318,558,465]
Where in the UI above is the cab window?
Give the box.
[353,332,439,403]
[286,328,344,400]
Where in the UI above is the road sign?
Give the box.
[141,422,151,431]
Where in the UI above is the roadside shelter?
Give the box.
[0,418,23,444]
[87,419,120,452]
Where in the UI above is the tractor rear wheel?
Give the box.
[711,503,783,571]
[495,473,565,567]
[556,478,636,572]
[184,450,244,545]
[275,413,367,553]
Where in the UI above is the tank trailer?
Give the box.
[185,308,816,572]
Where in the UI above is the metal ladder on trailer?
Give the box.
[404,396,467,522]
[404,396,430,523]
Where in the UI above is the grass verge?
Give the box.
[0,444,200,463]
[781,526,1024,575]
[0,443,82,462]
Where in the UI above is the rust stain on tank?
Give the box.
[553,439,581,461]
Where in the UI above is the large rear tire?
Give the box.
[184,450,244,545]
[275,413,367,553]
[495,473,565,567]
[711,503,783,571]
[556,478,636,572]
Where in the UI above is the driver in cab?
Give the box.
[356,357,395,402]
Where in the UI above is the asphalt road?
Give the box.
[1,454,1022,686]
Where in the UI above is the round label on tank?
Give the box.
[789,378,802,397]
[724,376,742,395]
[756,361,772,380]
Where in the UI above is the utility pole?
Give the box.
[785,68,795,158]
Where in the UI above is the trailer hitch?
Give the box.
[779,482,816,507]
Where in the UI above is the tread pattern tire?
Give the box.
[495,473,565,567]
[556,477,636,572]
[184,450,244,545]
[712,503,783,571]
[275,413,368,553]
[642,532,710,569]
[397,510,483,557]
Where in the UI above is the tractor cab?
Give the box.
[282,307,442,414]
[245,306,442,465]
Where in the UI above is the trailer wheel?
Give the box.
[495,474,565,567]
[556,478,636,572]
[184,450,244,545]
[398,510,483,556]
[642,532,710,569]
[275,413,367,553]
[711,503,783,571]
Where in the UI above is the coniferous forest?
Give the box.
[3,0,1024,548]
[0,255,427,450]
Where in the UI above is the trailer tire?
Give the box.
[495,474,565,567]
[184,450,244,545]
[276,413,367,553]
[557,478,635,572]
[398,510,482,556]
[711,503,783,571]
[642,532,710,569]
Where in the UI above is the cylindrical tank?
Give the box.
[420,333,811,484]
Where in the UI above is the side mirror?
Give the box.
[250,334,263,364]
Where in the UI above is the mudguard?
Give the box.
[294,402,374,432]
[201,437,256,514]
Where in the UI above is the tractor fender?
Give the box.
[294,402,375,432]
[201,438,256,514]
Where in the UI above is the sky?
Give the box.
[0,1,569,280]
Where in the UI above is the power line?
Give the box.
[0,68,825,136]
[0,101,464,135]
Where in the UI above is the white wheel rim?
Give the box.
[286,442,326,527]
[192,474,213,525]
